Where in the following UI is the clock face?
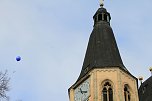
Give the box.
[74,78,90,101]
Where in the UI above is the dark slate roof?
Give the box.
[77,7,130,81]
[139,76,152,101]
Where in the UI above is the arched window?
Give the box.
[98,14,102,21]
[124,85,131,101]
[102,82,113,101]
[104,14,107,21]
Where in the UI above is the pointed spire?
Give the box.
[77,7,130,81]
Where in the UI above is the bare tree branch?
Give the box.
[0,70,10,101]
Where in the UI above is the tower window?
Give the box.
[124,85,131,101]
[104,14,107,21]
[98,14,102,21]
[102,82,113,101]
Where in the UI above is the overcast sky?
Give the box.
[0,0,152,101]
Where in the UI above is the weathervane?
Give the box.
[99,0,104,7]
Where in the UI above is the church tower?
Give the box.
[68,1,139,101]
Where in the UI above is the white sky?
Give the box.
[0,0,152,101]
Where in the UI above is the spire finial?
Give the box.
[138,76,143,85]
[149,67,152,76]
[99,0,104,7]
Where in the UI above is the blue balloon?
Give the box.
[16,56,21,61]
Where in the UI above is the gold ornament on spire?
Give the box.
[149,67,152,72]
[149,67,152,76]
[99,0,104,7]
[138,76,143,85]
